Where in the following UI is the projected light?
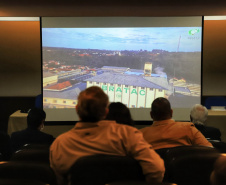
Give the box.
[41,17,202,121]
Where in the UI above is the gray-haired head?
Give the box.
[190,104,208,125]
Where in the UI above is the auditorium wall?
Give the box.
[0,2,226,133]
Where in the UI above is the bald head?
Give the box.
[151,97,172,121]
[76,86,109,122]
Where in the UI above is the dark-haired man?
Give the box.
[50,86,165,185]
[11,108,54,152]
[140,97,212,150]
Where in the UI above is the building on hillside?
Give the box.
[43,84,82,108]
[43,72,58,87]
[42,64,170,108]
[85,72,169,108]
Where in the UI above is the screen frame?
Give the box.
[40,16,204,124]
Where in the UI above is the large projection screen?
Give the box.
[42,17,202,122]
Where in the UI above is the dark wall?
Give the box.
[203,19,226,96]
[1,0,226,17]
[1,1,226,133]
[0,21,41,133]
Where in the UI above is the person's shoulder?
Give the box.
[176,121,195,126]
[114,123,142,136]
[50,130,72,149]
[174,121,198,131]
[139,126,151,133]
[101,120,138,132]
[11,129,26,137]
[99,120,132,129]
[112,121,137,130]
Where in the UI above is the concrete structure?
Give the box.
[86,72,168,108]
[43,72,58,87]
[43,85,81,108]
[144,62,152,76]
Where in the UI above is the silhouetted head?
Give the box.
[106,102,134,126]
[27,108,46,130]
[150,97,172,121]
[210,155,226,185]
[190,104,208,125]
[76,86,109,122]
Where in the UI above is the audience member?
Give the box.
[105,102,134,126]
[11,108,54,153]
[50,86,165,185]
[140,97,212,150]
[190,104,221,141]
[210,155,226,185]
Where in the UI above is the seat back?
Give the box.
[164,146,220,185]
[106,181,176,185]
[10,147,50,164]
[0,179,46,185]
[210,141,226,153]
[0,161,57,185]
[21,143,51,150]
[70,155,145,185]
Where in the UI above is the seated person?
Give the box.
[190,104,221,141]
[105,102,134,126]
[11,108,54,153]
[210,155,226,185]
[50,86,165,185]
[140,97,212,150]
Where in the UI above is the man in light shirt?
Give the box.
[141,97,213,150]
[50,86,165,185]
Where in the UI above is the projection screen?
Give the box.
[41,17,202,122]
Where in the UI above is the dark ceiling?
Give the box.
[1,0,226,16]
[0,0,224,6]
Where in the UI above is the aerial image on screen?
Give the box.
[42,21,202,110]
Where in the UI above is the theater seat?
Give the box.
[163,146,220,185]
[10,146,50,163]
[209,140,226,153]
[106,180,176,185]
[0,161,57,185]
[156,146,220,183]
[0,179,46,185]
[70,155,145,185]
[21,143,51,150]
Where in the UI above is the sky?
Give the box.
[42,27,202,52]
